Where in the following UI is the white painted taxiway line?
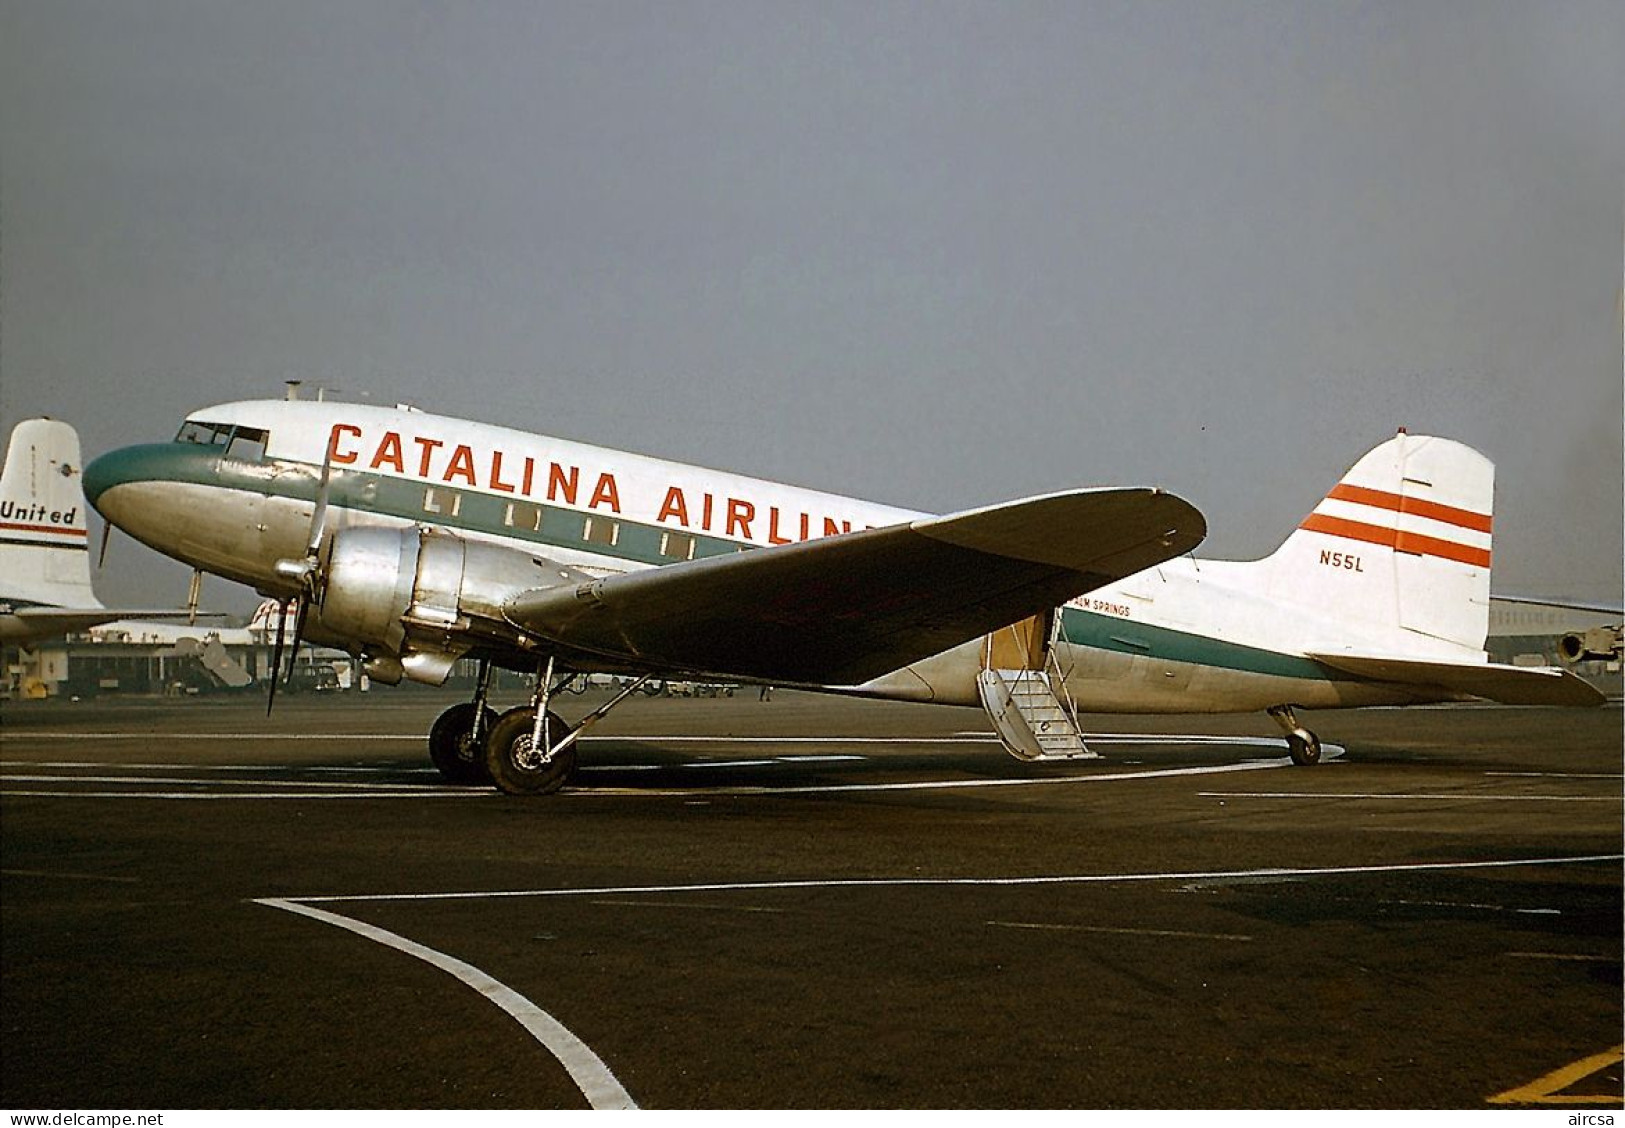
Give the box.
[281,853,1624,906]
[0,773,462,790]
[0,790,481,800]
[1,742,1336,799]
[1,761,443,774]
[1486,771,1625,780]
[10,732,1001,743]
[987,920,1255,942]
[254,852,1619,1109]
[1198,791,1617,803]
[574,754,1325,797]
[10,731,1302,747]
[0,765,485,799]
[257,897,637,1110]
[8,733,430,742]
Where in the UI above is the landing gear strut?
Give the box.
[481,657,652,796]
[1268,704,1323,766]
[428,658,497,784]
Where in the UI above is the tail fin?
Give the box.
[1262,431,1493,654]
[0,418,101,608]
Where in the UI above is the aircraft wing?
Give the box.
[1307,651,1607,707]
[2,607,216,644]
[506,487,1205,685]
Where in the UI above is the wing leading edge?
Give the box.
[1,607,219,644]
[505,487,1205,685]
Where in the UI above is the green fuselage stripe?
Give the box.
[129,444,756,566]
[1057,605,1337,682]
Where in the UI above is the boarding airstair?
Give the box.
[166,635,253,689]
[975,611,1097,762]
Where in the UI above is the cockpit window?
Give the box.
[225,426,268,462]
[176,421,232,446]
[175,421,270,462]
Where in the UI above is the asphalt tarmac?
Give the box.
[2,687,1621,1109]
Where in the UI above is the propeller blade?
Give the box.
[289,596,312,681]
[306,443,335,559]
[266,598,290,716]
[97,521,112,570]
[269,443,337,717]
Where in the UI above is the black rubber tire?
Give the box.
[1287,731,1323,766]
[428,703,497,784]
[484,706,577,795]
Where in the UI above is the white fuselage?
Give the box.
[87,399,1474,715]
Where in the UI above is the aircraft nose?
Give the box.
[83,440,232,566]
[82,445,143,511]
[83,442,199,527]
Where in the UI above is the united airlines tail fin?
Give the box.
[1,418,101,609]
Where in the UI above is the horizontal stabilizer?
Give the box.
[1492,593,1624,616]
[507,487,1204,685]
[1308,651,1607,707]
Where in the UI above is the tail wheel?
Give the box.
[485,706,578,795]
[1287,731,1323,766]
[428,703,497,784]
[1269,705,1323,767]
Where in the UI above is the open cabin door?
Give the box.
[975,608,1096,762]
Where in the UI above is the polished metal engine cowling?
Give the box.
[318,526,418,659]
[316,525,570,684]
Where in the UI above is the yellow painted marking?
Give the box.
[1488,1044,1624,1105]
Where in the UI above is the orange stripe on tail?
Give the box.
[1325,483,1492,534]
[1299,513,1491,567]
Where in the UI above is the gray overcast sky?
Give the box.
[1,0,1621,610]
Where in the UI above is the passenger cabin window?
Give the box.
[582,517,620,547]
[423,487,463,518]
[659,531,696,561]
[504,502,544,533]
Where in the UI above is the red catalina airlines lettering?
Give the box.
[326,423,856,544]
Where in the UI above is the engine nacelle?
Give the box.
[316,525,574,685]
[1557,626,1622,665]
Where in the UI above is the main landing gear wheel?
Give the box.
[428,702,497,784]
[484,706,578,795]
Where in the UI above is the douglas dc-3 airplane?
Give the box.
[82,395,1603,794]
